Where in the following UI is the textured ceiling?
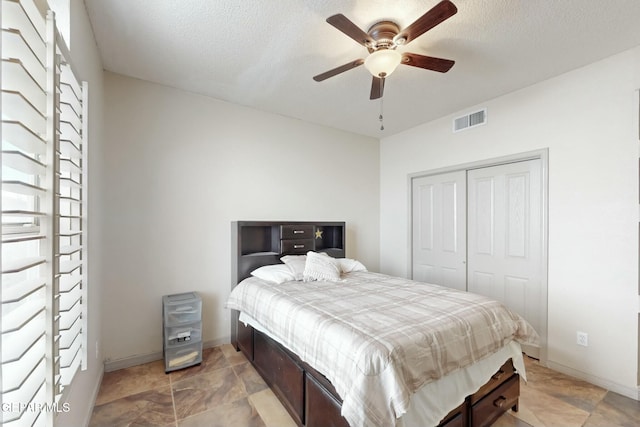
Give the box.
[83,0,640,138]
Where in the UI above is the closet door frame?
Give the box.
[407,148,549,364]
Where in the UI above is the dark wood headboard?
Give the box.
[230,221,345,345]
[231,221,345,284]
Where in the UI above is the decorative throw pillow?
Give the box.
[337,258,368,273]
[303,251,342,282]
[280,255,307,280]
[251,264,296,284]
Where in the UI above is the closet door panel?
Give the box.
[441,181,460,253]
[506,174,528,258]
[467,159,543,358]
[411,171,466,290]
[473,177,496,256]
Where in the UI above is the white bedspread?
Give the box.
[226,271,539,427]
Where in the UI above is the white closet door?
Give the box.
[467,159,543,357]
[411,171,467,290]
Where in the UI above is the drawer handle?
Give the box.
[493,396,507,408]
[491,370,505,381]
[293,230,305,234]
[293,244,305,249]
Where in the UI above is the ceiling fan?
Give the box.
[313,0,457,100]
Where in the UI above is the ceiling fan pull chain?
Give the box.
[379,96,384,131]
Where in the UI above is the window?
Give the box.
[1,0,87,425]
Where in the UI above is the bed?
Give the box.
[227,221,539,427]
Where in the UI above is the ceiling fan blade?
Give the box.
[313,59,365,82]
[401,52,455,73]
[370,77,384,100]
[397,0,457,45]
[326,14,375,47]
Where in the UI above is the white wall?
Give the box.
[54,1,105,426]
[101,72,380,365]
[380,46,640,398]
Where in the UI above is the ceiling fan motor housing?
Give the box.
[367,21,400,51]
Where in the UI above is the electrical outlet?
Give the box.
[576,331,588,347]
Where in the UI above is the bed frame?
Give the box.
[230,221,520,427]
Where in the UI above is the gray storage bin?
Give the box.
[165,323,202,347]
[163,292,202,325]
[164,341,203,371]
[163,292,202,372]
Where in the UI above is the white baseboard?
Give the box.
[546,360,640,401]
[82,369,104,426]
[103,337,230,372]
[54,366,104,427]
[104,351,163,372]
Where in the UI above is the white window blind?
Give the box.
[56,38,86,391]
[1,0,86,425]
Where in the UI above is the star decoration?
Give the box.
[315,229,323,239]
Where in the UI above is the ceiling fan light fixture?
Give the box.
[364,49,402,78]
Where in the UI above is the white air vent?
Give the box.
[453,108,487,132]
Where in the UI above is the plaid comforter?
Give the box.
[226,271,539,427]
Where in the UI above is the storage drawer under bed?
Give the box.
[470,374,519,427]
[471,359,516,404]
[253,331,304,425]
[438,402,467,427]
[305,372,349,427]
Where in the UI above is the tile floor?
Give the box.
[90,345,640,427]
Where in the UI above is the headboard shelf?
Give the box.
[233,221,345,270]
[243,251,279,257]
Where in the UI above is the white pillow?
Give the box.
[251,264,296,284]
[338,258,367,273]
[303,251,342,282]
[280,255,307,280]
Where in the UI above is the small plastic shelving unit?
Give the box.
[162,292,203,373]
